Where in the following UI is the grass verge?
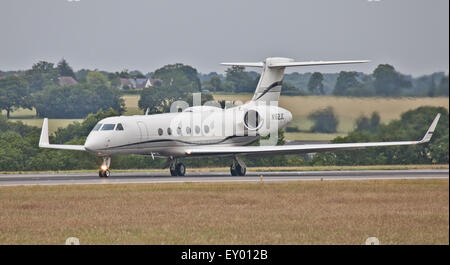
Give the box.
[0,164,447,175]
[0,179,447,244]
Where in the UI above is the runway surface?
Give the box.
[0,169,447,186]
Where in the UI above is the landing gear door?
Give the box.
[137,121,148,140]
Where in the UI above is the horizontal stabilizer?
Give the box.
[220,59,369,68]
[267,60,370,68]
[220,62,264,68]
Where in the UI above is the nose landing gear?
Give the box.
[99,169,110,178]
[99,157,111,178]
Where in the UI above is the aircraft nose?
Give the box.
[84,139,95,152]
[84,135,102,152]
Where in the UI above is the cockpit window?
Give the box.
[101,124,116,131]
[116,123,124,131]
[92,123,102,131]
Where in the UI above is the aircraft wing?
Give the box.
[39,118,86,151]
[185,114,440,157]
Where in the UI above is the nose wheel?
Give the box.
[99,157,111,178]
[99,169,110,178]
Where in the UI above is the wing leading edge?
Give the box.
[185,114,441,156]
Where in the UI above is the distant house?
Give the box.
[145,78,153,88]
[129,78,137,89]
[58,76,78,86]
[119,78,132,89]
[150,78,162,86]
[135,78,148,89]
[118,77,156,90]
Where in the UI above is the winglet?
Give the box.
[38,118,86,151]
[39,118,49,147]
[419,113,441,143]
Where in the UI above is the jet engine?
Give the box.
[243,109,263,130]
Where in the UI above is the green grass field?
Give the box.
[213,94,449,131]
[1,109,82,134]
[3,94,448,139]
[14,118,83,133]
[0,179,447,244]
[122,94,142,115]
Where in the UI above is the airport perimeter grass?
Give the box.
[0,179,448,244]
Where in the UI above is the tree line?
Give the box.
[1,59,448,120]
[0,59,124,118]
[199,64,449,97]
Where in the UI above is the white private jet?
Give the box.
[39,57,441,178]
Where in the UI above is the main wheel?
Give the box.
[230,164,237,176]
[170,167,177,176]
[176,163,186,176]
[238,165,246,176]
[235,164,246,176]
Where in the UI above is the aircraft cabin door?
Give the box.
[137,121,148,140]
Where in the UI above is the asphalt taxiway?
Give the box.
[0,169,447,187]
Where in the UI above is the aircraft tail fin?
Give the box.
[221,58,369,104]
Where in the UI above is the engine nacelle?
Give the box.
[243,109,263,130]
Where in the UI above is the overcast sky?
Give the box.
[0,0,448,76]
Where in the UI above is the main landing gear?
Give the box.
[230,156,247,176]
[168,158,186,176]
[99,157,111,178]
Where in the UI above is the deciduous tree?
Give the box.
[307,72,324,94]
[0,76,31,118]
[373,64,411,96]
[57,58,76,78]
